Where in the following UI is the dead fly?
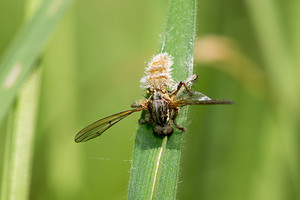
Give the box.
[75,53,233,143]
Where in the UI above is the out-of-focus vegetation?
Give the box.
[0,0,299,200]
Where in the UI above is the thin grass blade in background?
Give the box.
[0,69,41,200]
[0,0,73,199]
[1,0,42,199]
[128,0,196,199]
[0,0,74,124]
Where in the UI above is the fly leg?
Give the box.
[132,101,151,124]
[138,111,151,124]
[170,74,198,96]
[185,74,198,86]
[171,81,192,96]
[131,103,141,108]
[172,108,186,132]
[131,93,153,108]
[131,100,147,108]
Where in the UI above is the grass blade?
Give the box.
[0,1,73,199]
[128,0,196,199]
[0,0,73,123]
[0,69,41,200]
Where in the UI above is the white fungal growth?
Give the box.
[140,53,174,91]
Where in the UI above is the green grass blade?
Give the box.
[128,0,196,199]
[0,1,63,199]
[0,69,41,200]
[0,0,73,123]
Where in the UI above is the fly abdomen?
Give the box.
[149,99,170,125]
[148,98,173,136]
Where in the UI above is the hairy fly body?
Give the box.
[75,53,233,143]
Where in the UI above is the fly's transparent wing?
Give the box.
[171,91,234,107]
[75,108,143,143]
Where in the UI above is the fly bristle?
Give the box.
[141,53,174,91]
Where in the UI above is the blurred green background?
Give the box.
[0,0,299,200]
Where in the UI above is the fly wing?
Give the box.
[75,108,143,143]
[171,91,234,107]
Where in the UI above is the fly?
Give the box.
[75,53,233,143]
